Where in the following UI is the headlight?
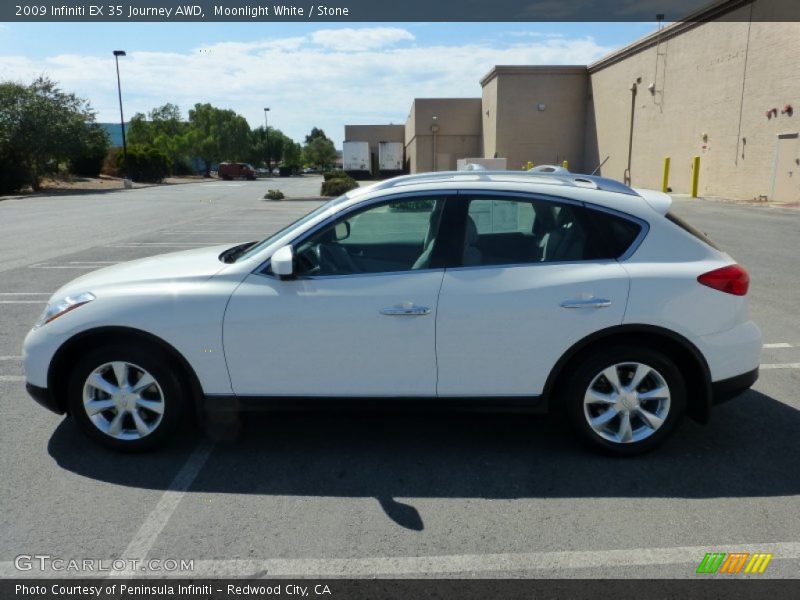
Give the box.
[34,292,96,328]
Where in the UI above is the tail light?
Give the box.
[697,264,749,296]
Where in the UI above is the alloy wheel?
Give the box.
[583,362,671,444]
[82,361,165,440]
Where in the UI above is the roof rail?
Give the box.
[371,169,640,196]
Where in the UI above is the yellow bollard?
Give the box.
[526,161,534,171]
[662,157,671,193]
[691,156,700,198]
[562,160,569,170]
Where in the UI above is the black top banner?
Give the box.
[3,0,800,22]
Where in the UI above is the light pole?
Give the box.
[263,107,270,172]
[113,50,128,176]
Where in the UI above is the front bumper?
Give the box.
[711,367,759,405]
[26,382,64,414]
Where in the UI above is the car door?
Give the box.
[223,195,449,397]
[436,193,642,397]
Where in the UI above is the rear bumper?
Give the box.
[711,367,758,405]
[26,382,64,415]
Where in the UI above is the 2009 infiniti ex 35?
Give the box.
[23,169,761,454]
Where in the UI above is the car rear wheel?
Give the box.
[564,346,686,455]
[67,344,187,451]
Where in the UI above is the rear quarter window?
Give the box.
[579,207,643,259]
[665,212,722,251]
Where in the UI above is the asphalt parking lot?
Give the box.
[1,179,799,579]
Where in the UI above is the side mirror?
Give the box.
[334,220,350,241]
[271,245,294,278]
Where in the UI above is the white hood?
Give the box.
[53,244,235,298]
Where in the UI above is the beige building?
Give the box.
[344,0,800,200]
[343,124,404,176]
[586,2,800,200]
[481,66,589,172]
[404,98,482,173]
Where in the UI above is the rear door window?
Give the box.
[460,196,642,266]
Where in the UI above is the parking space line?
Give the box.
[110,441,215,577]
[761,363,800,370]
[0,355,22,360]
[0,300,45,303]
[0,375,25,382]
[764,343,794,348]
[0,293,51,295]
[4,540,798,578]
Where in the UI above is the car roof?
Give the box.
[346,170,670,222]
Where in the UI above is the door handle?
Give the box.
[380,304,431,316]
[560,298,612,309]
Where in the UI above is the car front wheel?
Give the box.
[565,346,686,455]
[67,344,187,451]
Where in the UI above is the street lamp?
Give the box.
[263,107,270,172]
[112,50,128,176]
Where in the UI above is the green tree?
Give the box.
[127,104,191,174]
[304,127,329,145]
[282,140,303,169]
[187,103,250,177]
[70,123,111,177]
[303,136,337,170]
[0,77,98,191]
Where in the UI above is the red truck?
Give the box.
[218,162,257,180]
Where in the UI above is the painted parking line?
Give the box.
[761,363,800,370]
[764,343,794,348]
[0,356,22,360]
[0,293,51,296]
[0,300,46,304]
[3,540,799,578]
[110,441,215,578]
[0,375,25,382]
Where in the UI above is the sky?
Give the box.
[0,22,657,147]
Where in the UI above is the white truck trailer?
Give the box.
[378,141,404,177]
[343,141,371,178]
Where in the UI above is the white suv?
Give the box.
[23,171,761,454]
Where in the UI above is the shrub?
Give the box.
[264,189,285,200]
[70,145,107,177]
[323,171,352,182]
[321,177,359,197]
[70,123,111,177]
[0,149,28,194]
[116,145,171,183]
[101,147,121,177]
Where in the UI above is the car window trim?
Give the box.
[253,190,458,280]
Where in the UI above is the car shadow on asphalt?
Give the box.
[47,389,800,530]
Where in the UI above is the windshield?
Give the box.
[233,194,350,262]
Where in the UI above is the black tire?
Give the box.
[67,343,187,452]
[564,345,686,456]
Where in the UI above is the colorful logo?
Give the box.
[696,552,773,574]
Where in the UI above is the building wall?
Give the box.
[482,66,588,172]
[588,3,800,200]
[405,98,482,172]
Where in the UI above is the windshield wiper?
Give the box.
[219,241,259,264]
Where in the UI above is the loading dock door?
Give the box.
[772,133,799,202]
